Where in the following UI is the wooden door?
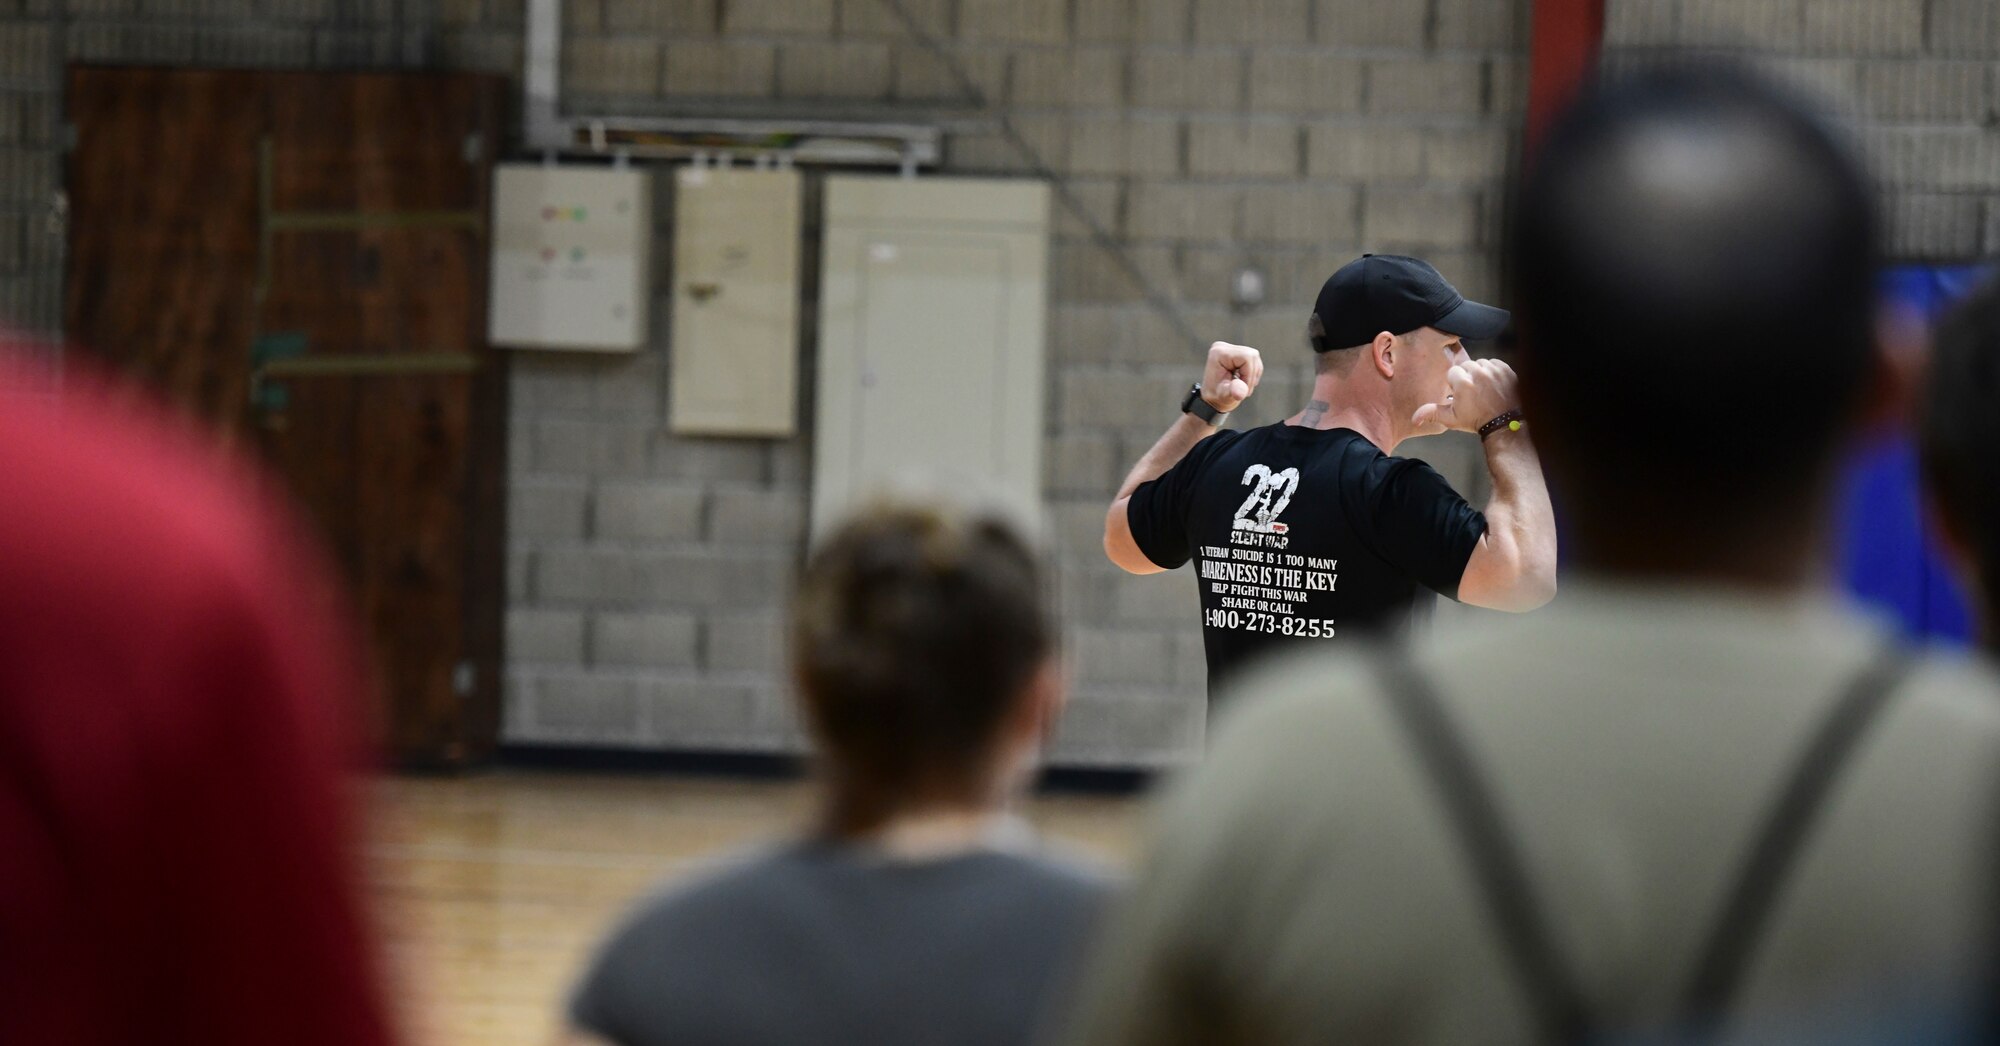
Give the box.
[66,68,507,769]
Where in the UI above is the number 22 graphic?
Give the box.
[1233,464,1299,534]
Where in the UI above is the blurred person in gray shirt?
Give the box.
[562,504,1111,1046]
[1061,63,2000,1046]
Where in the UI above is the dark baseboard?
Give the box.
[1037,765,1154,795]
[498,744,806,777]
[489,744,1155,795]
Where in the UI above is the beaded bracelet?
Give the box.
[1478,408,1525,441]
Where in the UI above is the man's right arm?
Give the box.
[1104,342,1263,575]
[1458,423,1557,610]
[1105,414,1222,574]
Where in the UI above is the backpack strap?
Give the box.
[1372,650,1595,1044]
[1376,642,1915,1044]
[1677,643,1914,1034]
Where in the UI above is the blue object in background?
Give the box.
[1831,264,1994,645]
[1833,434,1970,643]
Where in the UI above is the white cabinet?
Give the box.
[668,167,803,437]
[489,165,651,351]
[812,176,1051,539]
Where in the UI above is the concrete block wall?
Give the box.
[11,0,1984,764]
[0,0,1529,765]
[1603,0,2000,260]
[505,342,814,752]
[14,0,1991,765]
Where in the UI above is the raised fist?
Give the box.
[1411,358,1521,435]
[1201,342,1263,413]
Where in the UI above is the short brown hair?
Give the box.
[791,504,1054,825]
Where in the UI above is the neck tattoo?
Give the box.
[1301,399,1330,427]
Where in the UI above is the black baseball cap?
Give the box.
[1310,254,1510,352]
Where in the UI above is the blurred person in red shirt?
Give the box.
[0,340,396,1045]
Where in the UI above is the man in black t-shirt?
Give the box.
[1103,254,1558,701]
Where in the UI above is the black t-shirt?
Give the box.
[1127,423,1487,700]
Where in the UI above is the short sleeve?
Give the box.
[1126,432,1238,570]
[567,914,647,1042]
[1355,458,1486,599]
[565,862,754,1043]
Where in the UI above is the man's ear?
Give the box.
[1372,330,1397,379]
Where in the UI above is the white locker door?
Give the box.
[669,167,803,437]
[814,177,1050,540]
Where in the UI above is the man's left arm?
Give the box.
[1458,423,1557,610]
[1412,358,1557,611]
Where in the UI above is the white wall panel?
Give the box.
[668,166,803,437]
[813,176,1050,539]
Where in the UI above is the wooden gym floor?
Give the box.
[366,770,1146,1046]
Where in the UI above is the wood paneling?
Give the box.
[66,68,507,767]
[66,69,267,430]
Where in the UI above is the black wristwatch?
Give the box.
[1182,383,1230,426]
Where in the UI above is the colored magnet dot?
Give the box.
[539,247,556,262]
[542,206,557,220]
[572,207,587,221]
[570,247,585,262]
